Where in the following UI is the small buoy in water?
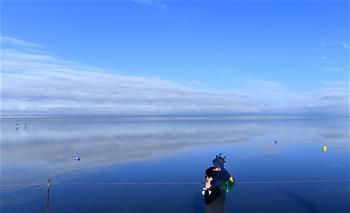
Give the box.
[323,145,327,152]
[75,156,80,161]
[274,140,278,144]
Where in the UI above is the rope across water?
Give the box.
[1,179,349,189]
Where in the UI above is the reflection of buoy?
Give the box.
[75,156,80,161]
[323,145,327,152]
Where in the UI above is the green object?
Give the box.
[219,178,236,192]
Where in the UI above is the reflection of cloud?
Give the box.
[2,118,348,186]
[1,119,264,184]
[237,119,349,158]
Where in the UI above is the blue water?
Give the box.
[1,117,349,212]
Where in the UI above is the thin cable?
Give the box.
[1,179,349,188]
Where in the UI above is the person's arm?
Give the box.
[223,168,231,181]
[204,187,221,205]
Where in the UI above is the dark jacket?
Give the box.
[210,168,231,190]
[204,186,226,213]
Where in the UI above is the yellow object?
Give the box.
[229,177,234,182]
[323,145,327,152]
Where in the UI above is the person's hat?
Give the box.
[212,153,226,168]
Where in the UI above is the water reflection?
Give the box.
[1,118,348,185]
[1,118,349,212]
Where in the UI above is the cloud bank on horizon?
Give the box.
[1,37,349,116]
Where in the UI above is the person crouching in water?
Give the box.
[203,153,235,212]
[211,153,234,192]
[204,167,226,213]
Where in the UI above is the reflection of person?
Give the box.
[204,167,226,213]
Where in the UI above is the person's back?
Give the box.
[211,168,231,189]
[210,153,235,192]
[204,167,226,213]
[204,186,226,213]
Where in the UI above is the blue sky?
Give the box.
[1,0,349,115]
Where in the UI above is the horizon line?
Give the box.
[1,115,349,121]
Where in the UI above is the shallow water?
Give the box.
[1,117,349,212]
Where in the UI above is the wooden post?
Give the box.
[46,177,51,213]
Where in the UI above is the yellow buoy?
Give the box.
[323,145,327,152]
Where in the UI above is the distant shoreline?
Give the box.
[1,115,349,122]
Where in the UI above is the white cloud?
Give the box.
[131,0,167,8]
[323,66,349,72]
[318,56,327,64]
[339,41,350,49]
[1,37,349,116]
[320,41,350,49]
[1,36,42,47]
[1,47,260,115]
